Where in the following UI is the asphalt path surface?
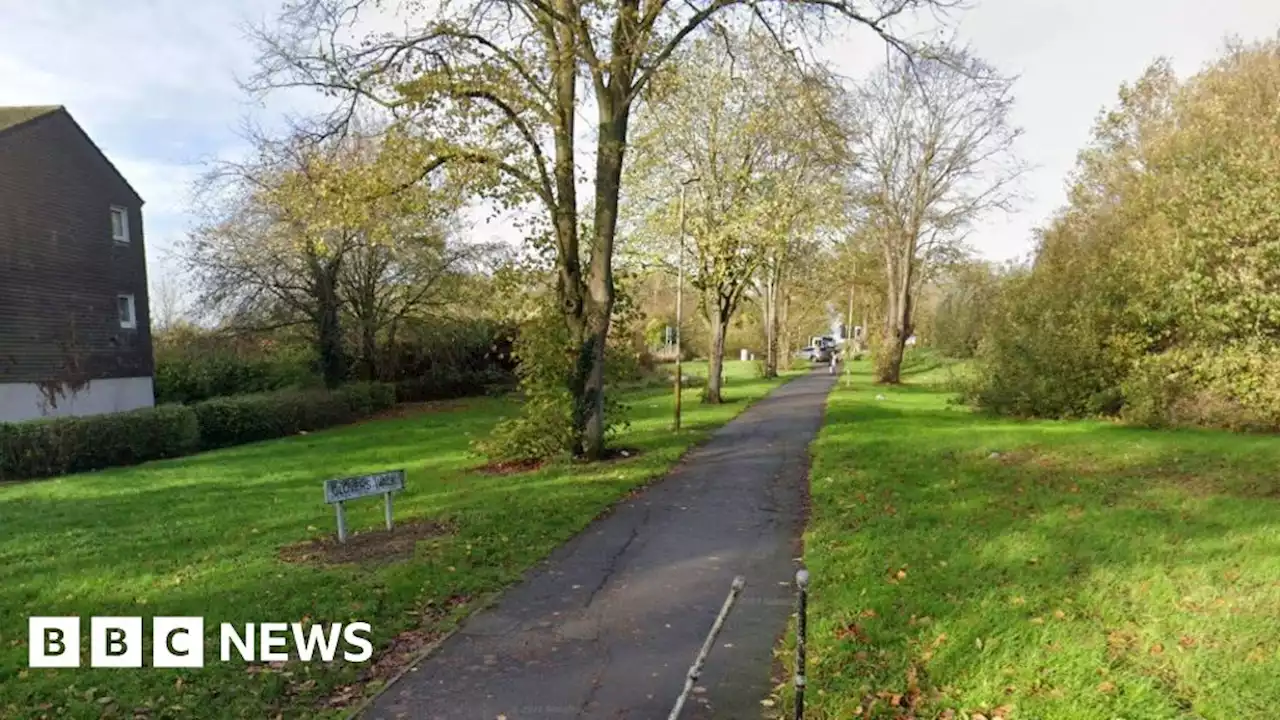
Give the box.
[366,369,837,720]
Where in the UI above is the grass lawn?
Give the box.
[799,357,1280,719]
[0,360,794,719]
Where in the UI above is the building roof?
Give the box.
[0,105,143,205]
[0,105,62,133]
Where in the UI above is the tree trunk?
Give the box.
[875,252,913,384]
[360,322,378,381]
[315,269,346,388]
[779,291,793,371]
[705,307,728,403]
[761,264,780,378]
[877,325,906,383]
[578,93,631,459]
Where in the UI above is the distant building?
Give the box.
[0,106,154,422]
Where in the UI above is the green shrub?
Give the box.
[1123,345,1280,432]
[0,383,395,481]
[0,405,200,481]
[394,367,512,403]
[193,382,396,450]
[474,308,628,463]
[154,348,318,405]
[383,318,515,391]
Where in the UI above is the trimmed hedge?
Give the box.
[192,382,396,451]
[154,352,318,405]
[0,405,200,481]
[394,367,512,403]
[0,382,397,481]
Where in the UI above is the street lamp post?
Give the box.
[674,176,699,431]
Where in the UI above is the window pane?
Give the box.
[118,296,132,324]
[111,208,126,239]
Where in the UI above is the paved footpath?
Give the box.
[367,369,838,720]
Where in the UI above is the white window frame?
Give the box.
[111,206,129,244]
[118,294,137,329]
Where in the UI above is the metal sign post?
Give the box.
[323,469,406,543]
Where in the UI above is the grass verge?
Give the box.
[797,359,1280,719]
[1,361,795,719]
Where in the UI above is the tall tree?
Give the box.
[624,31,846,401]
[252,0,960,457]
[339,218,490,381]
[185,130,459,387]
[847,50,1021,383]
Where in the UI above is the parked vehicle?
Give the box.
[804,336,836,363]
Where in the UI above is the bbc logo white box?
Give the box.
[29,617,80,668]
[91,617,143,668]
[153,617,204,668]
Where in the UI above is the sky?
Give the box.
[2,0,1279,290]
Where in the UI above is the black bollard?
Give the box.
[794,568,809,720]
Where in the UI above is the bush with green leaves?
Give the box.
[474,308,630,463]
[192,382,397,451]
[383,318,516,396]
[969,45,1280,431]
[1122,345,1280,432]
[394,367,512,403]
[154,341,318,405]
[0,405,200,481]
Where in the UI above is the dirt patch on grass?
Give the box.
[278,519,454,566]
[474,447,642,476]
[474,457,547,475]
[580,446,643,464]
[1140,465,1280,499]
[989,446,1110,476]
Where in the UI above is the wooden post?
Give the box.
[384,492,394,531]
[335,502,348,543]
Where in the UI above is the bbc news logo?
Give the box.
[28,617,373,668]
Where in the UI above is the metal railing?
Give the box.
[667,569,811,720]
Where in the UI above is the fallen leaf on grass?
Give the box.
[1150,643,1164,656]
[835,623,870,643]
[1097,681,1116,693]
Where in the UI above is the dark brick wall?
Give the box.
[0,110,153,385]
